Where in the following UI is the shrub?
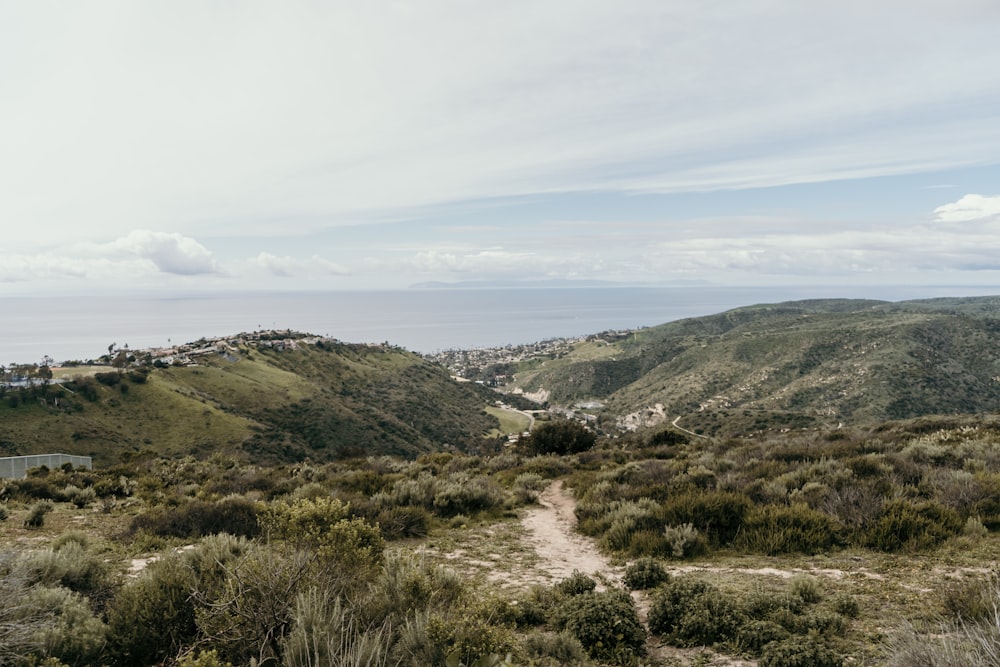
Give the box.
[861,500,963,551]
[649,576,744,646]
[662,523,708,559]
[736,620,791,655]
[25,586,106,667]
[734,504,843,555]
[16,541,111,594]
[282,588,395,667]
[657,491,751,546]
[555,571,597,596]
[521,630,592,666]
[24,501,53,529]
[522,421,596,456]
[62,485,96,509]
[789,574,823,604]
[104,554,198,666]
[557,590,646,664]
[832,594,860,619]
[623,558,669,590]
[759,635,842,667]
[371,505,430,540]
[432,476,504,517]
[176,650,233,667]
[129,496,261,539]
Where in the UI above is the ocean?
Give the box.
[2,285,997,364]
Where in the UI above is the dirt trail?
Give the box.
[520,480,623,587]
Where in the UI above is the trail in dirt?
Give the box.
[520,480,623,587]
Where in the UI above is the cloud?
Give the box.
[2,2,1000,252]
[99,231,221,275]
[934,194,1000,223]
[248,252,350,278]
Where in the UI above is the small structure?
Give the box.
[0,453,92,479]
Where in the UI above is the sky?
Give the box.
[3,1,1000,295]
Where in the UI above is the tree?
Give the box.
[521,421,596,456]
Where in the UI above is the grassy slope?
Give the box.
[0,341,501,464]
[513,297,1000,433]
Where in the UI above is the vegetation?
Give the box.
[6,304,1000,666]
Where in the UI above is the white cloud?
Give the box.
[102,230,221,275]
[2,1,1000,253]
[934,194,1000,223]
[248,252,350,278]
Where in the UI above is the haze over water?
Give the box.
[4,285,999,365]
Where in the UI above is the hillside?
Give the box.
[0,338,501,464]
[510,296,1000,435]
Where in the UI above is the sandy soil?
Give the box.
[519,480,623,588]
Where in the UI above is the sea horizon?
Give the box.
[3,284,999,365]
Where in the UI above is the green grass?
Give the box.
[484,406,531,437]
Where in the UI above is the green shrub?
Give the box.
[759,635,842,667]
[522,421,596,456]
[623,558,669,590]
[105,554,198,666]
[736,620,791,655]
[555,571,597,596]
[789,574,823,604]
[16,541,110,594]
[648,576,744,646]
[24,501,53,529]
[734,504,844,555]
[557,590,646,664]
[662,523,708,559]
[432,476,504,517]
[370,505,430,540]
[832,594,860,619]
[176,649,233,667]
[861,500,963,551]
[657,491,751,546]
[521,630,592,666]
[129,496,261,539]
[24,586,106,667]
[62,485,96,509]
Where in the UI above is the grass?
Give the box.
[484,406,532,437]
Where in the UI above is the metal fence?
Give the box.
[0,454,93,478]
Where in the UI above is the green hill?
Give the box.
[512,296,1000,435]
[0,339,501,464]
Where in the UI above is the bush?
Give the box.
[623,558,669,590]
[24,501,53,529]
[370,505,430,540]
[104,554,198,666]
[789,574,823,604]
[861,500,963,551]
[555,571,597,596]
[24,586,106,667]
[16,541,111,594]
[557,590,646,664]
[62,485,96,509]
[522,421,596,456]
[759,635,842,667]
[736,620,790,655]
[657,491,751,546]
[648,576,744,646]
[734,504,844,555]
[662,523,709,559]
[521,630,592,666]
[129,496,261,539]
[431,476,504,517]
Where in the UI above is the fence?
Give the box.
[0,454,93,478]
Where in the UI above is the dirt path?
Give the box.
[520,480,622,587]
